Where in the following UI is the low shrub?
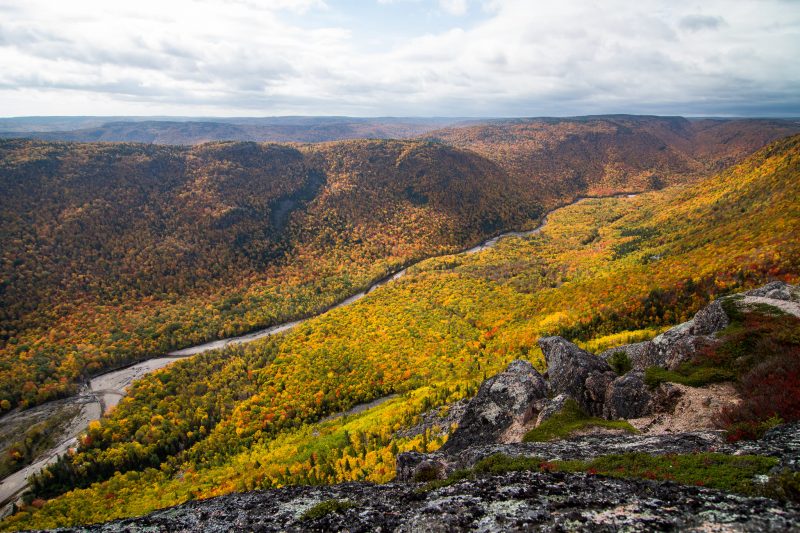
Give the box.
[300,499,357,521]
[608,351,632,375]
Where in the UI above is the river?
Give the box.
[0,192,639,515]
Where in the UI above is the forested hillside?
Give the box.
[426,116,800,207]
[0,139,533,410]
[1,116,796,412]
[5,134,798,531]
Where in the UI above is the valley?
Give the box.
[0,191,633,515]
[1,129,797,530]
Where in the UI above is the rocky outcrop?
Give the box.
[643,321,715,370]
[441,360,547,453]
[68,468,800,533]
[539,336,614,417]
[600,282,798,374]
[87,424,800,532]
[743,280,798,301]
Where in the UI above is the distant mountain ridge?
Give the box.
[0,117,469,144]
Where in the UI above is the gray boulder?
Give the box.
[604,371,652,419]
[599,342,655,372]
[642,321,715,371]
[584,371,618,417]
[441,359,547,453]
[691,299,730,335]
[534,393,569,427]
[539,336,615,417]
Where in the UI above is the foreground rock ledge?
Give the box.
[56,468,798,532]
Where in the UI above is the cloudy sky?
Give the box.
[0,0,798,117]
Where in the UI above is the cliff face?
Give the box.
[67,282,800,532]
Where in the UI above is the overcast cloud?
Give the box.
[0,0,798,116]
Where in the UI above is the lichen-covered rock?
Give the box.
[535,393,569,427]
[440,359,547,453]
[643,323,715,370]
[78,430,800,533]
[539,336,614,416]
[691,299,730,335]
[603,371,652,419]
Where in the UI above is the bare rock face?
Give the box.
[603,371,652,420]
[539,336,614,416]
[440,359,547,453]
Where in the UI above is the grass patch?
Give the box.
[300,499,357,521]
[761,468,800,503]
[556,452,778,494]
[644,365,735,388]
[522,399,638,442]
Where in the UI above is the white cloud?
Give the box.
[0,0,798,116]
[439,0,468,16]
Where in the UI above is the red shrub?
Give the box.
[721,347,800,441]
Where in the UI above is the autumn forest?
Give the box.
[1,116,799,530]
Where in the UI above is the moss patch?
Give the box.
[416,469,473,493]
[300,499,357,521]
[522,399,638,442]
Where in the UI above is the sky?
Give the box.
[0,0,798,117]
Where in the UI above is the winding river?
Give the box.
[0,192,638,514]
